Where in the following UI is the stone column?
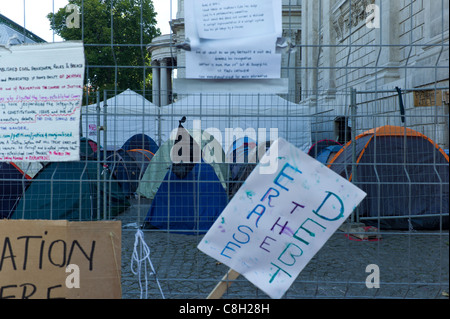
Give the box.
[152,60,160,106]
[301,0,320,101]
[367,0,401,87]
[321,0,336,97]
[414,0,449,86]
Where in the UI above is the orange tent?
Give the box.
[328,125,449,230]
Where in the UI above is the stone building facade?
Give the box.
[302,0,449,147]
[149,0,449,148]
[0,13,46,45]
[148,0,303,105]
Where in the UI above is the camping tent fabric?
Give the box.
[121,134,159,154]
[141,122,229,232]
[226,138,272,198]
[7,138,93,179]
[0,162,31,219]
[308,139,342,159]
[127,149,154,175]
[12,161,130,220]
[315,145,343,164]
[105,149,142,196]
[137,129,228,200]
[105,148,155,197]
[10,162,44,179]
[82,92,312,152]
[142,162,228,232]
[227,140,273,199]
[80,137,99,159]
[159,94,312,152]
[227,138,258,182]
[1,138,98,218]
[81,89,160,150]
[328,125,449,230]
[225,137,258,164]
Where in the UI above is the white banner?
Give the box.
[0,41,85,162]
[198,138,367,299]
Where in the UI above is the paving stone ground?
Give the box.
[115,198,449,299]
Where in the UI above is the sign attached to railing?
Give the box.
[0,41,85,162]
[198,138,367,299]
[0,220,121,299]
[184,0,282,80]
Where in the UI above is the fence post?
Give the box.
[96,91,101,220]
[103,90,108,220]
[350,87,359,223]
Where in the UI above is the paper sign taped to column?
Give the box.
[0,41,85,162]
[184,0,282,79]
[198,138,367,299]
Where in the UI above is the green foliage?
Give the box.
[47,0,160,100]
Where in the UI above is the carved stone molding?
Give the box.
[332,0,375,40]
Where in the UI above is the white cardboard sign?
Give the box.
[198,138,367,299]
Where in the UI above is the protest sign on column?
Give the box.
[0,220,121,299]
[198,138,367,299]
[0,41,85,162]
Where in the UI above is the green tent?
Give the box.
[12,161,130,220]
[137,129,229,200]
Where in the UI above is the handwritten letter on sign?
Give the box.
[0,41,85,162]
[198,138,367,299]
[184,0,282,79]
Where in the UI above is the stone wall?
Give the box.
[301,0,449,147]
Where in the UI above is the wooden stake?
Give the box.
[207,269,240,299]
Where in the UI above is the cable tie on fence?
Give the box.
[395,87,406,123]
[130,229,165,299]
[276,37,297,54]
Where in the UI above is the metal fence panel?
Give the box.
[1,0,448,299]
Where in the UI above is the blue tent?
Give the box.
[316,145,343,164]
[142,162,228,233]
[308,139,342,159]
[122,133,159,154]
[105,149,141,196]
[142,118,228,233]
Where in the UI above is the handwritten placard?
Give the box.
[184,0,282,79]
[0,42,85,162]
[198,138,367,299]
[0,220,121,299]
[195,0,276,40]
[413,90,443,107]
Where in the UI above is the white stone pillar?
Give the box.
[301,0,319,100]
[321,0,336,97]
[160,59,169,106]
[166,65,172,104]
[152,60,160,106]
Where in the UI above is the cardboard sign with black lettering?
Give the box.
[0,220,121,299]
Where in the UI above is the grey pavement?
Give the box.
[115,198,449,299]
